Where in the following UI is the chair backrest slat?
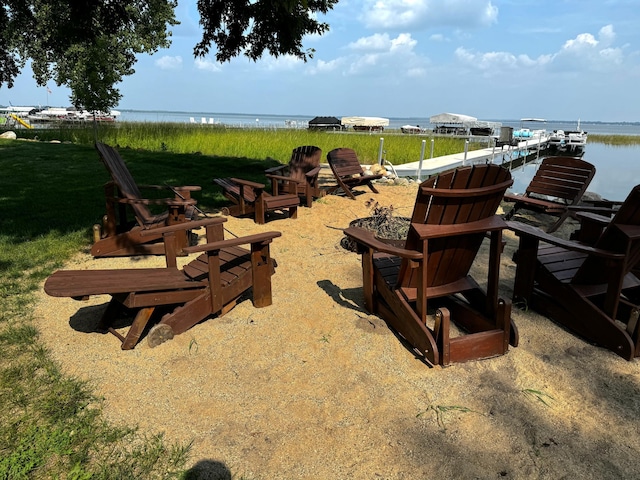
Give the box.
[327,148,365,177]
[95,142,154,225]
[401,164,512,289]
[289,146,321,183]
[525,156,595,204]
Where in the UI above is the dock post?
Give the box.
[491,139,496,164]
[377,137,384,165]
[463,140,469,166]
[417,139,426,181]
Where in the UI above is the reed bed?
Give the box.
[588,134,640,146]
[20,123,639,165]
[21,122,487,165]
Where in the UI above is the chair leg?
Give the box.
[435,307,451,366]
[251,245,274,308]
[120,307,156,350]
[367,181,379,194]
[546,211,569,233]
[255,199,266,224]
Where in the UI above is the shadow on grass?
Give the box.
[0,140,281,243]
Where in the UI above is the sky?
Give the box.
[2,0,640,122]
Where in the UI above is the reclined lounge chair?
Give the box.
[45,218,281,350]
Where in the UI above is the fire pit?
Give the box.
[341,201,410,252]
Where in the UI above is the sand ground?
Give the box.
[35,182,640,479]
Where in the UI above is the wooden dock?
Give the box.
[390,135,550,178]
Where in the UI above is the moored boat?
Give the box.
[341,116,389,132]
[28,107,120,124]
[401,125,425,134]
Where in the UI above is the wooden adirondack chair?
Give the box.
[92,142,202,257]
[45,217,281,350]
[326,148,384,200]
[344,164,518,366]
[508,184,640,360]
[213,177,299,224]
[503,156,596,232]
[264,146,325,207]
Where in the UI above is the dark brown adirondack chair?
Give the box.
[508,184,640,360]
[45,217,281,350]
[344,164,517,366]
[503,156,596,232]
[213,177,299,224]
[326,148,384,200]
[92,142,202,257]
[264,146,325,207]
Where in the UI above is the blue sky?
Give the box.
[3,0,640,121]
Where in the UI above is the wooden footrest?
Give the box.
[263,194,300,209]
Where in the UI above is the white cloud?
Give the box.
[406,67,427,77]
[155,56,183,70]
[429,33,447,42]
[349,33,394,51]
[307,58,345,75]
[454,25,624,76]
[391,33,417,51]
[259,54,303,71]
[552,24,623,72]
[348,32,417,53]
[307,33,424,77]
[194,58,222,72]
[360,0,498,30]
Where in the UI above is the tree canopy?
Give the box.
[0,0,337,112]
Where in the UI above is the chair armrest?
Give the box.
[139,217,226,237]
[305,166,322,178]
[137,184,201,192]
[184,231,282,254]
[116,197,197,206]
[264,164,287,174]
[230,177,265,189]
[568,205,618,216]
[507,221,625,259]
[265,174,303,185]
[574,211,612,228]
[343,227,423,259]
[616,224,640,240]
[412,216,506,240]
[579,199,623,208]
[574,211,613,224]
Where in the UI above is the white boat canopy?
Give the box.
[341,116,389,127]
[429,113,477,124]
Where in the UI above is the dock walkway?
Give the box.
[389,135,550,178]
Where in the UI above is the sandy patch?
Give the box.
[35,183,640,479]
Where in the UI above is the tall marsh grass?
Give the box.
[20,122,489,165]
[588,134,640,146]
